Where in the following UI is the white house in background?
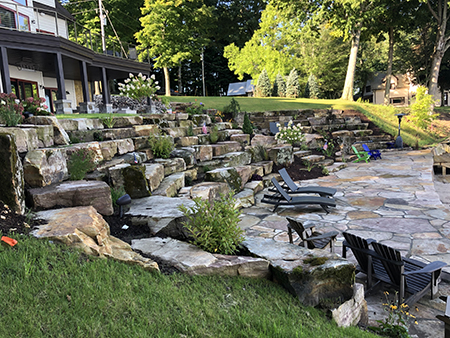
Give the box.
[0,0,150,113]
[227,80,254,96]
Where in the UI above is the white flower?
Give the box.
[138,73,143,78]
[125,79,130,83]
[155,81,158,85]
[129,73,134,78]
[276,123,280,127]
[151,74,155,80]
[156,86,161,90]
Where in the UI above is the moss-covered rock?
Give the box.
[122,165,151,198]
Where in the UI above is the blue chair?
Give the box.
[362,144,382,160]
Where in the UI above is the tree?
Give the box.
[256,69,271,97]
[305,74,320,99]
[242,113,253,135]
[425,0,450,99]
[286,68,299,98]
[135,0,213,96]
[275,73,286,97]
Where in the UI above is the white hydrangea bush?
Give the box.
[118,73,160,101]
[274,120,305,145]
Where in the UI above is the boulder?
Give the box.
[218,151,252,168]
[99,140,118,160]
[107,163,130,188]
[112,116,143,127]
[133,124,159,137]
[191,145,213,162]
[122,165,151,198]
[0,127,39,152]
[251,134,277,147]
[176,136,199,147]
[25,124,54,148]
[163,127,187,138]
[33,206,158,272]
[205,167,242,192]
[235,166,253,187]
[115,138,135,155]
[23,148,68,188]
[268,145,293,166]
[252,161,273,175]
[132,237,269,278]
[28,180,114,215]
[233,189,255,209]
[154,158,186,176]
[64,142,104,164]
[26,116,70,145]
[126,196,196,239]
[242,237,355,307]
[152,172,185,197]
[170,149,196,168]
[305,133,325,149]
[191,114,211,126]
[214,122,232,130]
[144,163,165,192]
[331,283,368,327]
[230,133,250,146]
[0,133,25,214]
[244,180,264,194]
[190,182,230,203]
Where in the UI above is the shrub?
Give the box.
[275,73,286,97]
[286,68,300,98]
[22,96,50,116]
[305,74,320,99]
[209,125,219,143]
[222,98,241,119]
[67,148,97,180]
[242,112,253,135]
[256,69,271,97]
[118,73,160,101]
[101,113,116,128]
[410,86,438,129]
[179,192,244,255]
[148,134,174,159]
[0,93,23,127]
[275,120,305,145]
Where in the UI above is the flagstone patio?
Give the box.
[241,148,450,338]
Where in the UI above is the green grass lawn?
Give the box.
[0,235,378,338]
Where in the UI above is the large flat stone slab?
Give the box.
[28,180,113,215]
[126,196,195,239]
[132,237,270,277]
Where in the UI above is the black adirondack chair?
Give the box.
[286,216,338,252]
[342,232,387,292]
[261,178,336,213]
[268,168,337,197]
[371,241,447,306]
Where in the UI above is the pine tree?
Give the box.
[256,69,271,97]
[306,74,320,99]
[242,112,253,135]
[275,73,286,97]
[286,68,299,98]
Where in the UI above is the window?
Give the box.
[0,7,15,29]
[11,79,39,101]
[18,13,29,31]
[365,85,371,93]
[13,0,27,6]
[390,97,405,105]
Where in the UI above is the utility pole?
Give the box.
[98,0,106,52]
[201,49,205,97]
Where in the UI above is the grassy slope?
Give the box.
[0,235,378,338]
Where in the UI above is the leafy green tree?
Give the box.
[256,69,271,97]
[274,73,286,97]
[286,68,299,98]
[135,0,213,96]
[305,74,320,99]
[410,86,439,129]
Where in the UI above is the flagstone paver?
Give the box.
[240,149,450,337]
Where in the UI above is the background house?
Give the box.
[0,0,151,113]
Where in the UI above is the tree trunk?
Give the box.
[384,26,394,105]
[428,1,449,99]
[178,63,182,95]
[341,25,362,101]
[164,66,171,96]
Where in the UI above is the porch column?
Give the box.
[0,46,11,93]
[54,52,72,114]
[79,60,95,114]
[100,67,112,113]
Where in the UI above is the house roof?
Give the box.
[227,80,254,96]
[367,72,411,90]
[33,1,75,21]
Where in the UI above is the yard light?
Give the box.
[395,113,405,148]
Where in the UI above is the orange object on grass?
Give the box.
[1,236,18,247]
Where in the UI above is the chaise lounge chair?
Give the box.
[351,145,371,163]
[269,168,337,197]
[362,144,382,160]
[286,216,338,252]
[261,178,336,213]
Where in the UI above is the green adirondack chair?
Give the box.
[352,145,370,163]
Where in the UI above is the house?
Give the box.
[227,80,254,96]
[0,0,151,114]
[362,72,419,107]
